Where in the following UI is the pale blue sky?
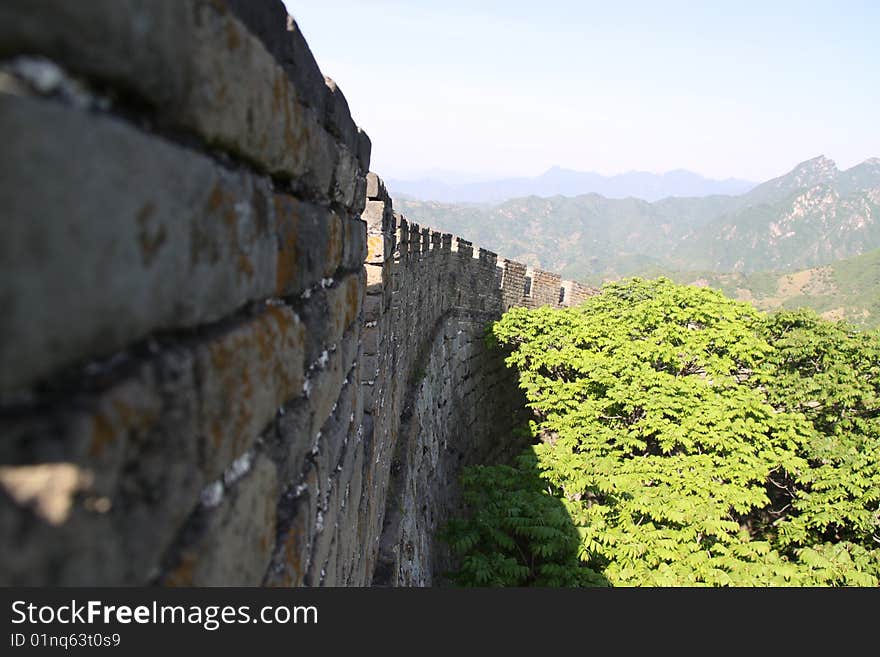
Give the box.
[282,0,879,182]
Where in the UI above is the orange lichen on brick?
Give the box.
[206,183,225,213]
[325,212,343,272]
[88,397,156,458]
[135,202,167,266]
[344,274,362,328]
[251,318,275,364]
[278,74,304,159]
[223,205,237,231]
[272,74,284,112]
[210,418,224,450]
[89,413,116,458]
[273,194,299,294]
[205,328,255,454]
[199,308,304,468]
[281,527,305,584]
[163,552,196,587]
[237,253,255,278]
[205,0,229,15]
[225,21,240,50]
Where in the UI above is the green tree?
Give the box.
[445,278,880,586]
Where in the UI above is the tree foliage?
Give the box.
[444,278,880,586]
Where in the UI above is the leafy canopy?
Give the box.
[444,278,880,586]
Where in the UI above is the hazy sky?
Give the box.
[282,0,879,182]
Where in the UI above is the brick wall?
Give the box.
[0,0,595,586]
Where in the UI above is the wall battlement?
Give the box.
[0,0,594,586]
[364,173,594,315]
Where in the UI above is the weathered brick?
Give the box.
[366,172,386,201]
[356,128,372,173]
[365,261,387,289]
[0,94,278,392]
[363,293,384,323]
[222,2,327,115]
[0,348,202,585]
[362,200,386,233]
[263,466,318,587]
[162,453,279,586]
[274,194,343,296]
[325,272,364,345]
[342,218,367,272]
[323,77,359,155]
[304,329,359,441]
[195,307,305,482]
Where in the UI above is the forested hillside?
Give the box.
[616,247,880,329]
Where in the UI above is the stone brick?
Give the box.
[356,128,372,173]
[325,272,364,345]
[0,348,203,585]
[0,94,277,392]
[312,374,359,485]
[341,441,366,542]
[273,194,343,297]
[162,452,279,586]
[361,326,380,355]
[319,431,365,585]
[341,218,367,273]
[529,269,563,308]
[363,293,384,323]
[366,234,386,265]
[362,200,386,233]
[331,144,361,211]
[264,463,320,587]
[222,2,326,114]
[323,76,359,153]
[360,354,379,379]
[195,306,305,482]
[366,172,386,201]
[303,328,359,447]
[365,262,387,289]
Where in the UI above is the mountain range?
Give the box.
[395,156,880,326]
[387,166,756,204]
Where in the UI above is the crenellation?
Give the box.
[355,129,373,175]
[408,223,422,254]
[395,214,409,245]
[528,268,563,308]
[479,248,498,267]
[365,172,387,202]
[565,279,598,305]
[455,238,473,258]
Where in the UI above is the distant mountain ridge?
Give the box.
[387,165,756,203]
[676,155,880,272]
[395,155,880,282]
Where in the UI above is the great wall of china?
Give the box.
[0,0,594,585]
